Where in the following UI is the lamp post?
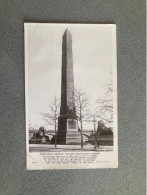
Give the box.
[92,118,97,132]
[92,118,99,150]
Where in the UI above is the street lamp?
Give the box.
[92,118,97,132]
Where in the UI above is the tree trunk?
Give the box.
[80,120,83,148]
[55,125,57,147]
[55,96,57,147]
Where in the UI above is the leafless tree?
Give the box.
[95,79,113,126]
[75,88,90,148]
[28,120,34,131]
[41,96,60,147]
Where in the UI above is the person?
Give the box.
[94,120,105,149]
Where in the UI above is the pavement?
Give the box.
[29,144,113,152]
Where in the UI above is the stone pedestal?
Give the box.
[57,116,67,145]
[57,118,81,145]
[66,119,81,145]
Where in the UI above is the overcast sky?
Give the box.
[25,23,116,130]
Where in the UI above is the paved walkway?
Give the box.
[29,144,113,152]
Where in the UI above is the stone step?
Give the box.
[66,131,81,144]
[67,138,81,141]
[67,132,81,135]
[66,135,81,138]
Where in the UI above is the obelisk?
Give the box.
[57,29,79,145]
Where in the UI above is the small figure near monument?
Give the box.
[29,126,50,144]
[94,120,105,149]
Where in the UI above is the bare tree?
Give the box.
[28,120,34,131]
[75,88,90,148]
[41,96,60,147]
[95,79,113,126]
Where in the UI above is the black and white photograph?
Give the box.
[25,23,118,169]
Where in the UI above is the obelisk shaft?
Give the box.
[57,29,78,145]
[60,29,76,116]
[60,29,76,115]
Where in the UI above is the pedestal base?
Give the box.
[57,116,81,145]
[66,131,81,145]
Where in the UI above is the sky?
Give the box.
[25,23,116,130]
